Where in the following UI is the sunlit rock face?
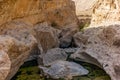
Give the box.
[0,0,78,29]
[72,0,96,16]
[91,0,120,26]
[72,0,96,20]
[72,0,97,28]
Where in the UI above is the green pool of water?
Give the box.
[11,60,111,80]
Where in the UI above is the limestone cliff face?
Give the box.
[0,0,78,28]
[72,0,96,21]
[91,0,120,26]
[72,0,97,27]
[72,0,96,17]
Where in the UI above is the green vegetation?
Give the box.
[11,60,41,80]
[79,21,90,31]
[11,60,111,80]
[72,62,111,80]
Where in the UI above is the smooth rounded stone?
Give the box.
[39,61,89,79]
[42,48,68,66]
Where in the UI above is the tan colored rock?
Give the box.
[6,37,36,80]
[72,24,120,80]
[72,0,96,29]
[0,0,79,79]
[72,0,96,16]
[0,20,37,80]
[72,0,97,22]
[0,50,11,80]
[0,0,78,28]
[7,35,36,80]
[91,0,120,26]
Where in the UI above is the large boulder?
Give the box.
[38,47,78,66]
[59,23,78,48]
[40,61,89,79]
[72,1,120,80]
[34,22,59,53]
[0,35,36,80]
[72,24,120,80]
[41,48,68,66]
[0,21,37,80]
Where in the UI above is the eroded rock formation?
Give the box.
[71,1,120,80]
[0,0,79,80]
[72,24,120,80]
[91,0,120,26]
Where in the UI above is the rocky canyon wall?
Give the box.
[72,0,97,28]
[91,0,120,26]
[0,0,78,28]
[71,0,120,80]
[0,0,78,80]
